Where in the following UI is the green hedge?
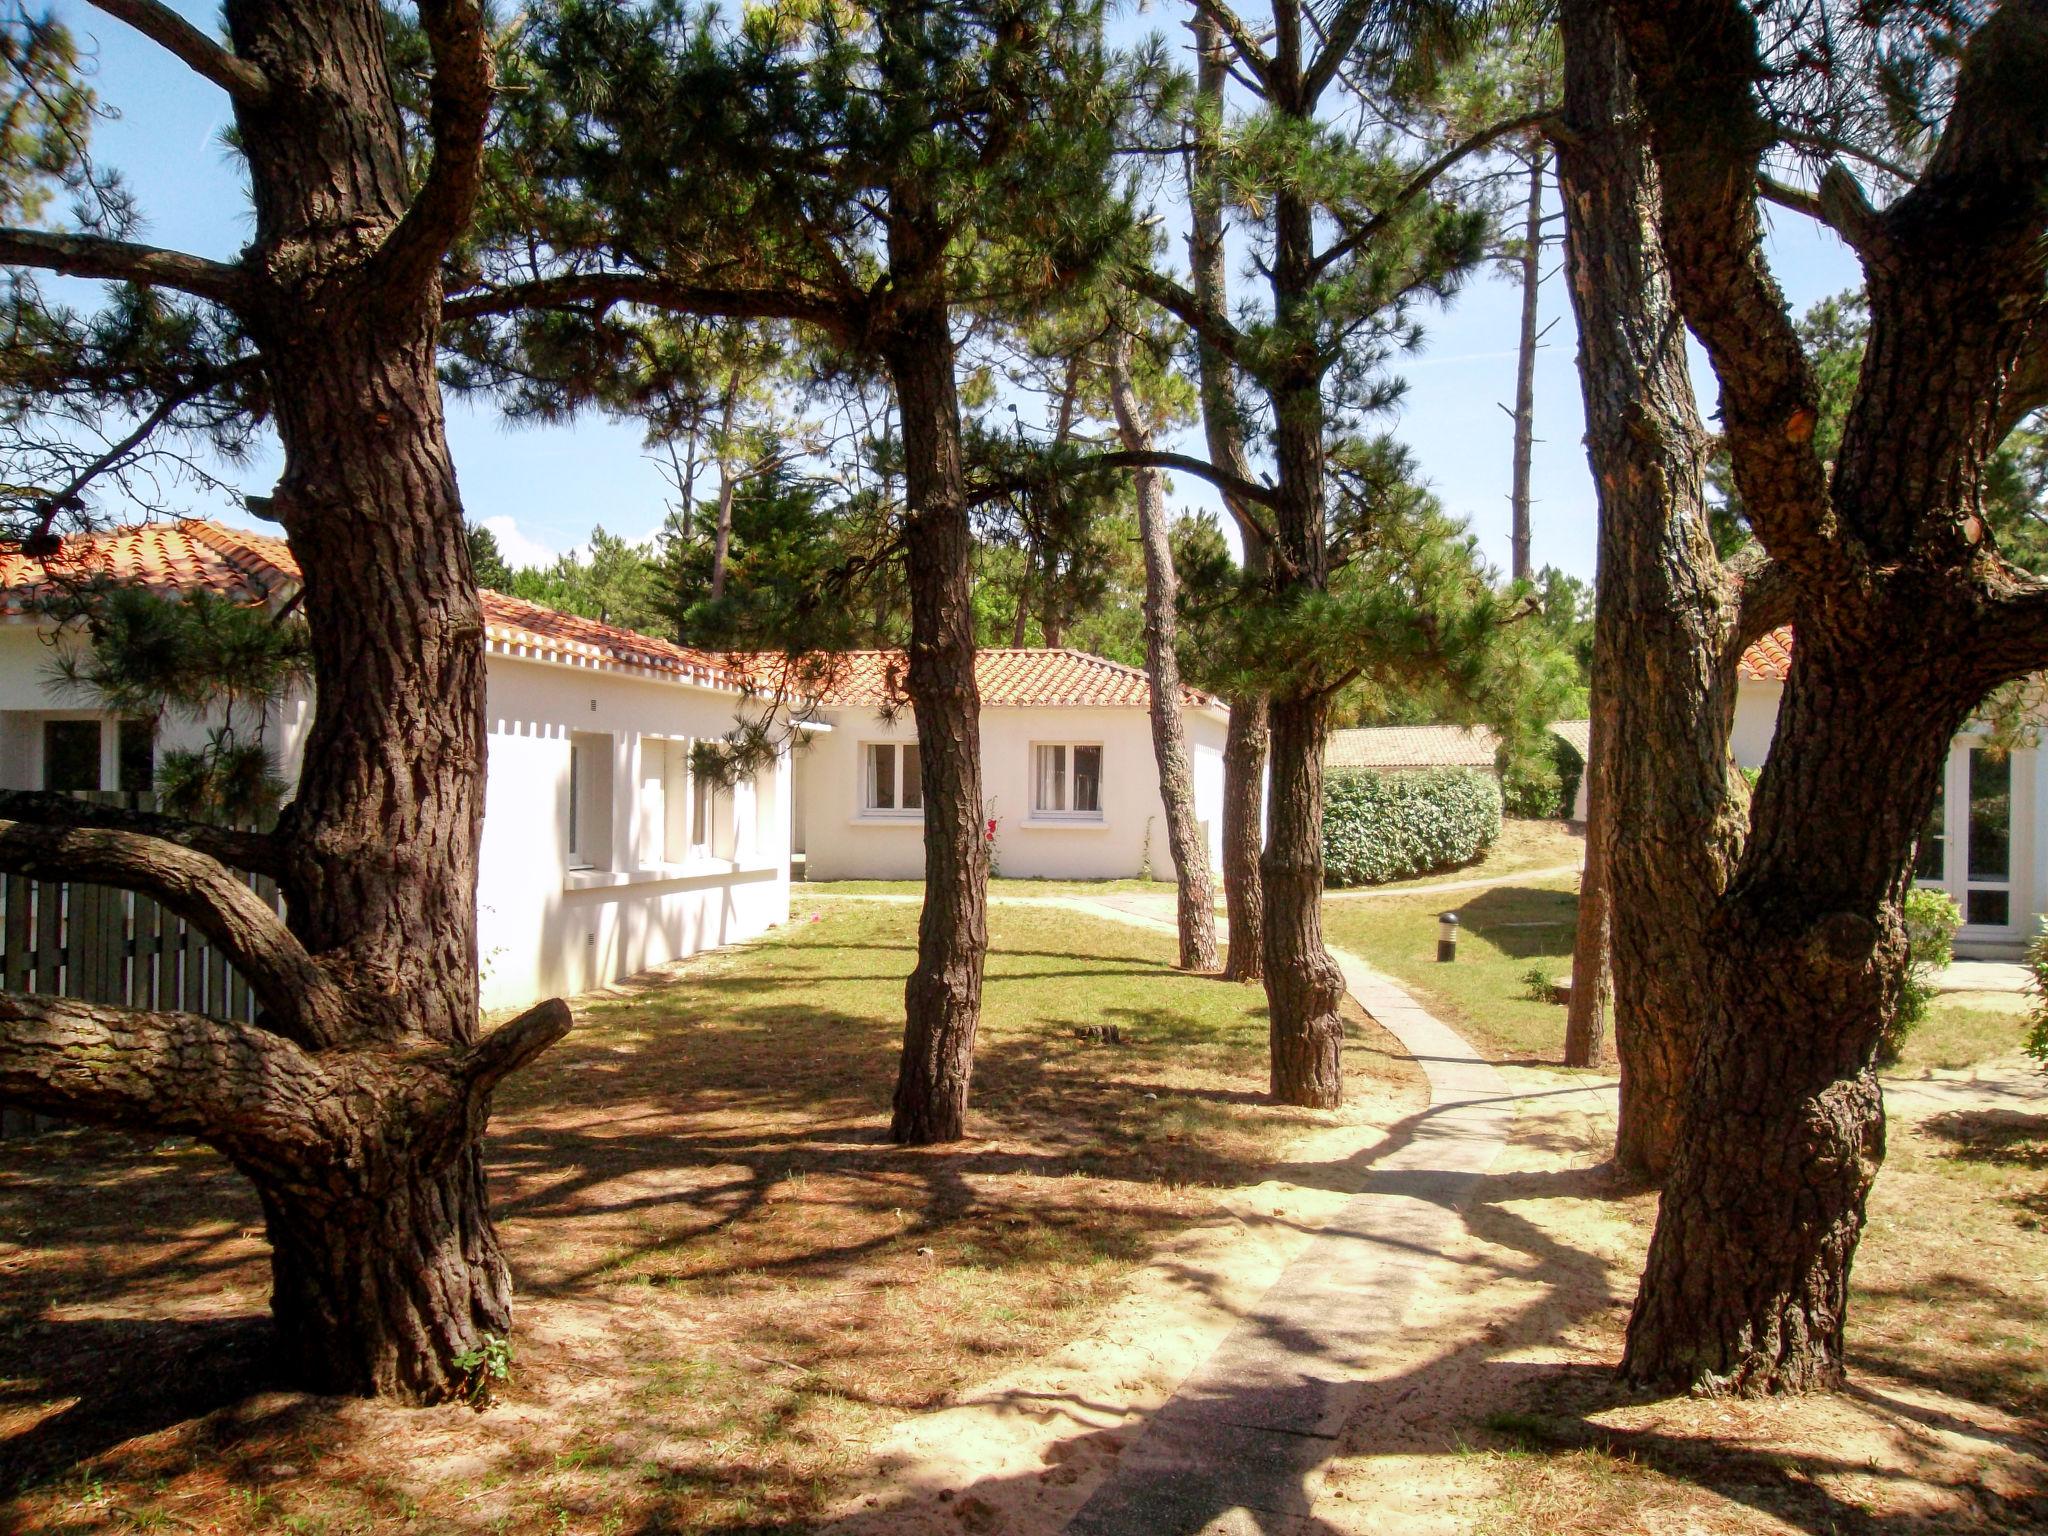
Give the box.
[1323,768,1503,887]
[1500,732,1585,821]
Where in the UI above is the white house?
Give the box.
[791,649,1232,881]
[0,520,793,1011]
[1737,626,2043,958]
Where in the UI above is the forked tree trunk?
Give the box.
[885,291,988,1146]
[1555,0,1744,1177]
[1189,8,1267,982]
[1108,342,1218,972]
[1622,641,1967,1391]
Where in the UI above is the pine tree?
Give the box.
[452,0,1139,1143]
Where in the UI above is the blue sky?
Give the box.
[39,1,1865,582]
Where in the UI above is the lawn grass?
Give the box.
[0,900,1423,1536]
[798,875,1177,898]
[1901,994,2032,1072]
[1321,877,1582,1063]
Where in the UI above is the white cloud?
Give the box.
[479,516,559,571]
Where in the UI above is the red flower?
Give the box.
[986,818,998,840]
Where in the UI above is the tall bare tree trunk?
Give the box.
[884,274,988,1146]
[710,369,739,599]
[1109,339,1218,971]
[1189,9,1267,982]
[1509,144,1546,583]
[1555,0,1745,1177]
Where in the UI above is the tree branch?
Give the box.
[443,272,853,340]
[0,790,283,877]
[373,0,492,301]
[1124,266,1250,368]
[0,820,350,1049]
[1999,322,2048,444]
[1193,0,1272,94]
[1313,109,1558,279]
[1609,0,1851,584]
[1720,546,1797,679]
[459,997,572,1098]
[1086,448,1278,517]
[85,0,270,106]
[0,993,328,1152]
[0,227,245,308]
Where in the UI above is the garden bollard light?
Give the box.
[1437,912,1460,963]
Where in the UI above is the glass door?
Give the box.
[1962,746,2016,934]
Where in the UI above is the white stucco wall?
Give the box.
[1730,678,1783,770]
[796,701,1232,881]
[475,654,791,1010]
[0,621,792,1011]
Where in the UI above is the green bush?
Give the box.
[1883,887,1962,1066]
[1498,731,1585,822]
[1323,768,1502,887]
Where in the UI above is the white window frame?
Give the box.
[861,740,923,819]
[1030,741,1105,821]
[567,731,615,871]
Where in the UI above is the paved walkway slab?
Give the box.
[1060,916,1514,1536]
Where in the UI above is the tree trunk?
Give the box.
[1509,144,1545,583]
[1563,696,1611,1068]
[1622,642,1964,1391]
[260,1145,509,1398]
[884,289,988,1146]
[1261,691,1344,1105]
[1189,9,1268,982]
[1219,698,1268,981]
[1555,0,1743,1178]
[1108,340,1218,972]
[710,369,739,599]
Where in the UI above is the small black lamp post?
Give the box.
[1437,911,1460,963]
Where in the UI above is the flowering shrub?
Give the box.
[1322,768,1502,887]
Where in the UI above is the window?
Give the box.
[863,741,922,815]
[43,719,100,792]
[1914,775,1946,881]
[1032,743,1103,819]
[691,765,714,854]
[117,719,155,794]
[567,731,614,869]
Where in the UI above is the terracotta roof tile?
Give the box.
[0,518,745,690]
[1738,626,1794,682]
[804,648,1220,711]
[1326,724,1500,771]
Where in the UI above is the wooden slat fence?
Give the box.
[0,791,280,1137]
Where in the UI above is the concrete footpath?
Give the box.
[1055,897,1515,1536]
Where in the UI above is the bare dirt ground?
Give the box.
[0,902,1425,1535]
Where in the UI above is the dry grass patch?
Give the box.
[0,900,1422,1535]
[1316,1066,2048,1534]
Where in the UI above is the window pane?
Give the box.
[1036,744,1065,811]
[1969,889,2010,927]
[693,771,712,846]
[1968,749,2010,880]
[869,743,895,809]
[901,746,922,810]
[43,720,100,792]
[1074,745,1101,813]
[117,719,155,794]
[1914,776,1946,881]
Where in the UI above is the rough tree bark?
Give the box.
[1189,8,1267,982]
[885,282,989,1145]
[1603,0,2048,1392]
[1554,0,1747,1176]
[1509,142,1546,583]
[0,0,569,1401]
[1108,337,1219,972]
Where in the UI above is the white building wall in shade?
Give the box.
[474,654,791,1011]
[797,700,1232,882]
[0,622,793,1012]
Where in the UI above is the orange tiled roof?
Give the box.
[1738,626,1794,682]
[805,648,1221,712]
[0,518,746,691]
